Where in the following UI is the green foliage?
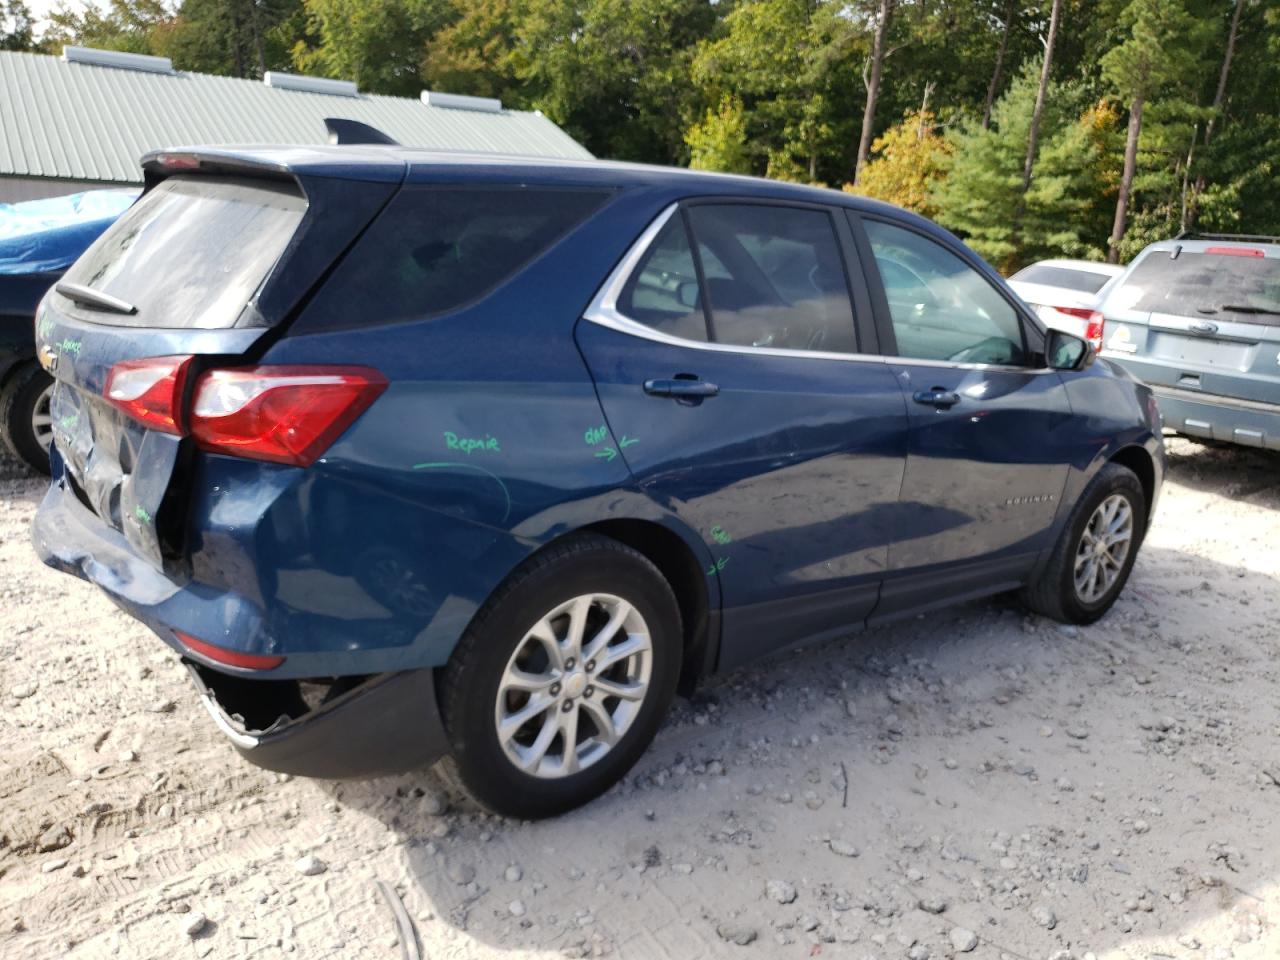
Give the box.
[27,0,1280,264]
[421,0,525,104]
[844,109,951,219]
[292,0,452,96]
[514,0,719,164]
[687,95,752,174]
[1,0,36,51]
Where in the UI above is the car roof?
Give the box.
[141,143,927,221]
[1134,238,1280,259]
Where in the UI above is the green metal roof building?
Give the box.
[0,47,591,203]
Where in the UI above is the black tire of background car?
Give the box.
[0,360,53,476]
[1021,462,1147,625]
[437,534,682,819]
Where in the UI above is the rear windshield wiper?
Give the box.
[1217,304,1280,316]
[54,281,137,316]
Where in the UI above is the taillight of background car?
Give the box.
[1049,306,1105,352]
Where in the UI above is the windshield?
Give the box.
[1108,250,1280,323]
[58,175,306,328]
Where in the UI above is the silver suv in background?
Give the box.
[1097,234,1280,451]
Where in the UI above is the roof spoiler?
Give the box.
[323,118,399,146]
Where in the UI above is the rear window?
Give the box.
[1011,264,1113,294]
[301,186,611,329]
[58,176,305,328]
[1109,250,1280,323]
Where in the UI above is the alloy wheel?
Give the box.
[1073,493,1134,604]
[32,383,54,454]
[495,593,652,779]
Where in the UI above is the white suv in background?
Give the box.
[1008,259,1124,352]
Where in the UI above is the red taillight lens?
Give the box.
[189,365,387,466]
[175,630,285,670]
[1052,306,1105,352]
[104,355,194,434]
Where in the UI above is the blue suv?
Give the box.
[33,147,1163,818]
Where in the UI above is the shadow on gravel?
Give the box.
[1164,435,1280,509]
[324,541,1280,959]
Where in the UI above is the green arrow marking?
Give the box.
[594,447,618,462]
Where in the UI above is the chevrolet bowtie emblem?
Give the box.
[37,343,59,373]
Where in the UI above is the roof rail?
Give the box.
[420,90,503,114]
[324,118,399,146]
[1172,231,1280,244]
[63,46,173,75]
[264,72,359,98]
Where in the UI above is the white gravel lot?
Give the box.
[1,436,1278,960]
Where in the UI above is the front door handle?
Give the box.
[644,378,720,399]
[912,387,961,408]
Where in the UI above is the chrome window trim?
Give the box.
[581,202,1055,375]
[582,203,888,365]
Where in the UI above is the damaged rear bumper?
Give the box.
[187,664,449,779]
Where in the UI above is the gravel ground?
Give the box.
[1,436,1278,960]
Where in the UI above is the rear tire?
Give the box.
[438,534,681,819]
[1022,462,1147,624]
[0,361,54,475]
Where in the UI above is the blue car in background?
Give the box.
[1,189,136,473]
[32,147,1163,818]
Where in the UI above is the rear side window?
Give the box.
[303,186,610,329]
[1011,264,1113,294]
[690,204,858,353]
[58,176,305,328]
[618,217,709,342]
[1108,250,1280,323]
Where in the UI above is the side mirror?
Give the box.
[676,281,700,309]
[1046,328,1094,371]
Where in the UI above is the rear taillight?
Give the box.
[105,359,386,465]
[1052,306,1105,352]
[175,630,285,670]
[104,355,194,435]
[189,365,387,466]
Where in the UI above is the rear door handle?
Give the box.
[912,387,961,408]
[643,379,720,399]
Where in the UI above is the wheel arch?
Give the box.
[577,518,716,696]
[1108,444,1155,517]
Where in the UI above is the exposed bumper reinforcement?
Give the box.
[187,664,448,779]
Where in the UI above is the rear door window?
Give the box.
[303,186,611,329]
[1108,250,1280,324]
[685,204,858,354]
[58,176,306,328]
[618,216,709,342]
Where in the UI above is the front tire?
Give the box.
[1022,462,1147,624]
[438,535,681,819]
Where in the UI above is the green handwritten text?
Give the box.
[710,525,732,545]
[706,556,730,576]
[444,431,500,455]
[57,338,83,356]
[38,318,54,339]
[134,505,152,524]
[584,425,608,446]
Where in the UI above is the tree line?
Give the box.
[3,0,1277,270]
